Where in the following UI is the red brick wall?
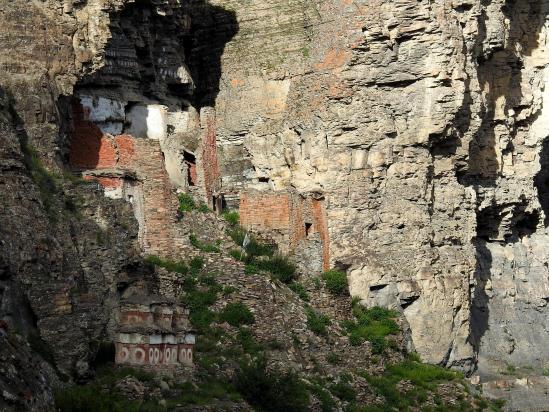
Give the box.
[288,195,306,250]
[312,199,330,271]
[201,110,220,203]
[132,139,183,257]
[69,102,137,170]
[239,191,330,269]
[69,101,186,258]
[239,192,291,230]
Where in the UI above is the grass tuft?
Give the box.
[322,270,348,295]
[190,234,220,253]
[306,307,331,336]
[178,192,196,212]
[144,255,188,275]
[219,302,255,327]
[344,305,399,354]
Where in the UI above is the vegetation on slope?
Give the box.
[53,207,504,412]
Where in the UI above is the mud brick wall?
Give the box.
[69,102,187,258]
[239,191,291,230]
[239,190,330,269]
[132,139,186,257]
[200,108,220,203]
[311,199,330,271]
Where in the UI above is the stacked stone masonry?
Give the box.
[69,99,186,258]
[239,190,330,271]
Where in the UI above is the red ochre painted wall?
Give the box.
[201,110,220,203]
[69,101,186,258]
[69,102,136,170]
[239,191,330,270]
[115,342,193,367]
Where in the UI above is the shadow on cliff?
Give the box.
[65,0,238,168]
[462,0,548,369]
[1,85,158,379]
[185,0,239,107]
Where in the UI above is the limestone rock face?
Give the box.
[1,0,549,400]
[209,0,549,376]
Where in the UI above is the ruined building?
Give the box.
[2,0,549,410]
[115,297,195,368]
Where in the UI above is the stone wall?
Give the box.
[69,99,186,258]
[115,300,195,369]
[239,190,330,271]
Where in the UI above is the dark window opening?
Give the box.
[258,177,269,183]
[183,150,197,186]
[212,195,226,213]
[305,222,312,237]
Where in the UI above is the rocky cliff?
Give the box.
[1,0,549,410]
[210,0,549,376]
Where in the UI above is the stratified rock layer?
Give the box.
[206,0,549,377]
[1,1,549,409]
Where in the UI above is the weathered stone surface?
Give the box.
[2,0,549,409]
[208,0,549,382]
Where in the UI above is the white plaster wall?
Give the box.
[80,95,125,135]
[146,105,168,140]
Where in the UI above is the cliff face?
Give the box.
[210,0,549,376]
[1,0,549,408]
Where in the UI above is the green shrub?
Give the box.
[228,226,275,258]
[235,357,310,412]
[189,309,216,332]
[322,270,348,295]
[329,380,356,402]
[222,211,240,226]
[309,385,336,412]
[198,202,210,213]
[289,282,310,301]
[236,328,264,355]
[167,379,241,408]
[199,274,218,286]
[245,263,259,275]
[306,307,330,336]
[313,277,322,289]
[182,276,198,292]
[55,385,155,412]
[184,288,217,311]
[190,234,220,253]
[345,305,399,353]
[219,302,255,327]
[326,352,341,365]
[189,256,204,275]
[351,296,362,307]
[359,359,463,410]
[183,277,220,332]
[256,254,296,284]
[144,255,188,274]
[55,366,157,412]
[178,192,196,212]
[229,249,244,261]
[223,285,237,295]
